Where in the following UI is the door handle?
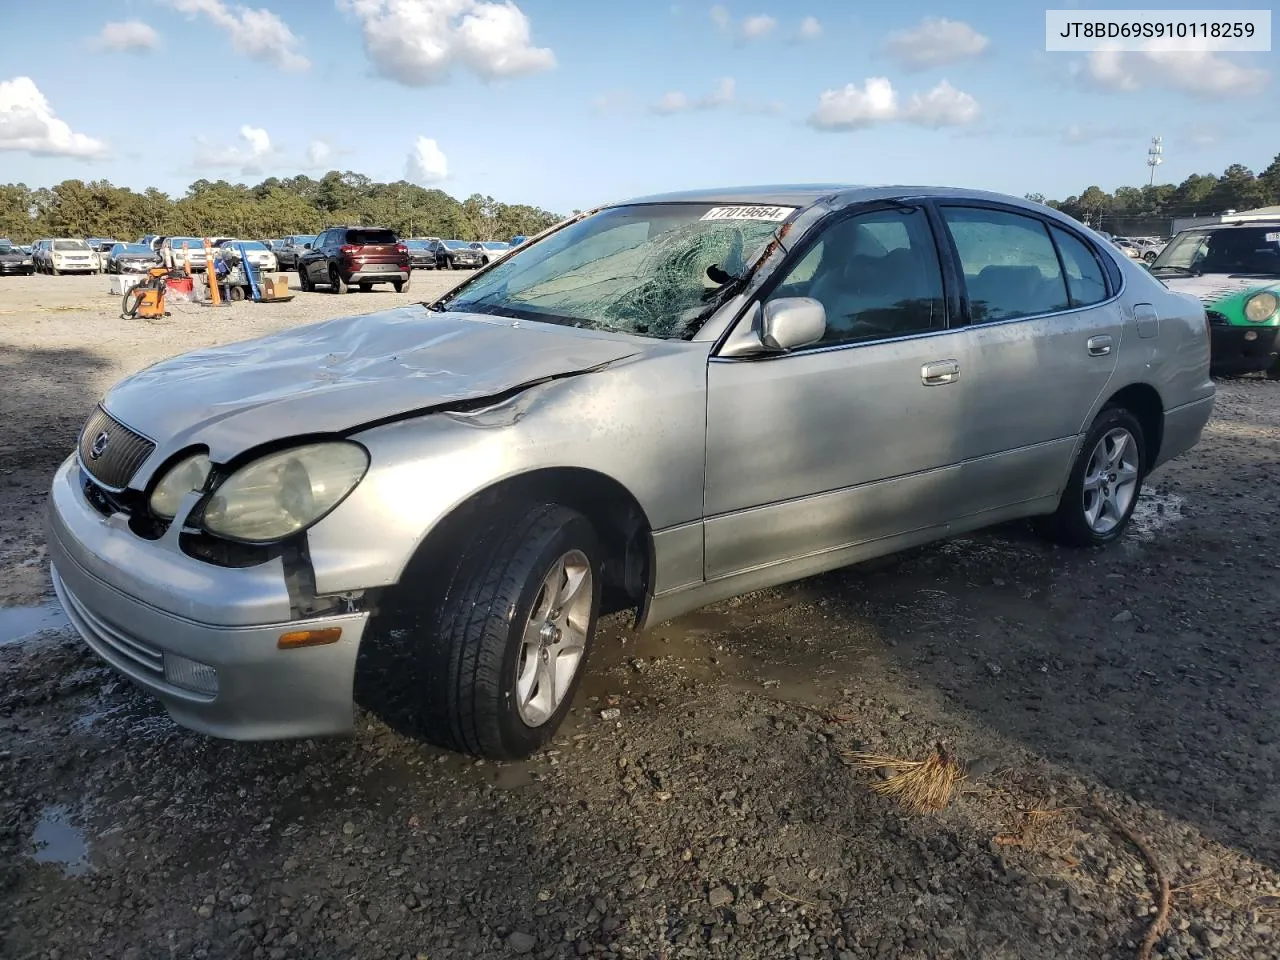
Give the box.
[921,359,960,385]
[1087,335,1113,357]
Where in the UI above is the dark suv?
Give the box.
[297,226,410,293]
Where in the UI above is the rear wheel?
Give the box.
[393,275,410,293]
[329,265,349,294]
[420,503,602,760]
[1034,406,1146,547]
[228,285,245,301]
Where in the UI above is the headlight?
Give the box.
[201,442,368,543]
[149,452,212,518]
[1244,291,1279,323]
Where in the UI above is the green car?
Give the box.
[1149,221,1280,378]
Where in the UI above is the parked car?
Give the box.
[139,234,162,250]
[85,237,117,272]
[161,236,210,272]
[214,239,279,272]
[30,239,51,272]
[107,242,163,274]
[297,226,409,293]
[1148,221,1280,378]
[404,239,437,270]
[275,235,315,271]
[47,185,1214,762]
[469,240,511,264]
[432,238,483,270]
[510,234,528,246]
[0,238,34,275]
[42,238,98,274]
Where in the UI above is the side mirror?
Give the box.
[302,243,312,249]
[761,297,826,351]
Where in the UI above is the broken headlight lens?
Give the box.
[148,452,212,519]
[201,442,368,543]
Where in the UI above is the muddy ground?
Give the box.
[1,273,1278,960]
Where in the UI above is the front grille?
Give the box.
[78,407,155,491]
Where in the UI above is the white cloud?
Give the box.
[95,21,161,52]
[166,0,309,72]
[903,80,980,127]
[194,124,273,173]
[305,139,332,168]
[406,136,449,183]
[808,77,980,130]
[1083,46,1267,99]
[652,76,736,114]
[710,6,779,42]
[885,17,989,70]
[590,90,634,114]
[339,0,555,86]
[797,16,821,41]
[808,78,898,129]
[0,76,108,158]
[740,14,776,39]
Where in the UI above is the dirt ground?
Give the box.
[1,272,1278,960]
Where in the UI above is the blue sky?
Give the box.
[0,0,1273,214]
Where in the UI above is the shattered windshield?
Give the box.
[1152,227,1280,277]
[441,203,789,339]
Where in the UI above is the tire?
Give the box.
[51,266,60,276]
[1143,251,1158,263]
[445,256,454,270]
[228,286,244,302]
[359,282,373,293]
[1265,357,1280,381]
[298,264,313,292]
[1034,406,1146,547]
[330,265,349,294]
[393,276,410,294]
[422,503,602,760]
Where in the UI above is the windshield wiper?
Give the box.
[1150,265,1196,276]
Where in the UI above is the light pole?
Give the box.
[1147,136,1163,187]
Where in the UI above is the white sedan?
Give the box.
[215,240,279,272]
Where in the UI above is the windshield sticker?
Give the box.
[1266,232,1280,243]
[700,205,795,223]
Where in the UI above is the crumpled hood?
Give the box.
[1160,274,1279,306]
[102,307,640,464]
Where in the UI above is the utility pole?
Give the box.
[1147,136,1163,187]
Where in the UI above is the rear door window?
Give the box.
[940,207,1071,323]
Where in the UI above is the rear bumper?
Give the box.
[346,268,408,284]
[1154,394,1215,471]
[1210,324,1278,375]
[46,456,366,740]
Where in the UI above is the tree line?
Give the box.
[0,171,565,245]
[1028,153,1280,234]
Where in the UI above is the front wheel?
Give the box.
[1265,356,1280,381]
[329,265,349,294]
[422,504,601,760]
[1034,407,1146,547]
[298,264,313,292]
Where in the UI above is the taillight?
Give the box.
[340,244,358,255]
[396,243,407,254]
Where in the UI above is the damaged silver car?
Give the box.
[48,185,1214,759]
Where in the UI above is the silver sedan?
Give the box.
[48,185,1214,759]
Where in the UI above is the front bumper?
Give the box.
[1210,324,1279,375]
[53,261,96,272]
[0,261,33,274]
[47,456,368,740]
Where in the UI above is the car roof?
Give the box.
[612,183,1079,216]
[1193,220,1280,231]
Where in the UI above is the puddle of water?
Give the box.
[0,602,68,647]
[30,805,91,876]
[1129,491,1185,542]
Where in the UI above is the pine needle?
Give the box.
[843,742,966,813]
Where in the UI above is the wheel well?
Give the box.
[396,468,652,620]
[1105,383,1163,467]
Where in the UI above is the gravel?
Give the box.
[2,272,1279,959]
